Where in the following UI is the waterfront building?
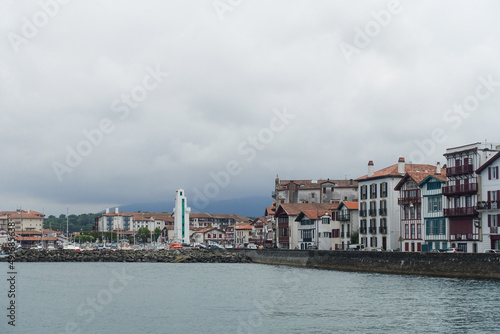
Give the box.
[234,223,253,246]
[274,203,338,249]
[191,227,226,245]
[335,201,359,250]
[0,210,45,232]
[418,168,449,251]
[295,210,335,250]
[356,158,438,251]
[443,142,500,252]
[476,151,500,251]
[173,189,191,244]
[273,176,358,207]
[249,217,273,248]
[395,166,445,252]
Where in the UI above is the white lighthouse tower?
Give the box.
[173,189,191,244]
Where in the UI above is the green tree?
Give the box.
[350,231,359,244]
[137,227,150,243]
[154,228,162,241]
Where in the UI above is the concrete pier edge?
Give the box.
[233,249,500,280]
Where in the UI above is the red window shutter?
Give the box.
[497,167,499,179]
[488,215,491,227]
[497,190,500,201]
[323,188,326,194]
[488,191,491,202]
[489,167,491,180]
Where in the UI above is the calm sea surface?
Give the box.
[1,262,499,333]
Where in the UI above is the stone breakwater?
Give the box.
[0,249,252,263]
[233,249,500,280]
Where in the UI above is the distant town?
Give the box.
[1,141,499,254]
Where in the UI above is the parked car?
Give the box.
[224,244,234,249]
[429,249,446,253]
[371,248,385,252]
[484,249,500,253]
[246,243,257,249]
[446,248,464,253]
[208,244,224,250]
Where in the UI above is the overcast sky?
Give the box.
[1,0,499,216]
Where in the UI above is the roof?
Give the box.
[277,179,357,190]
[275,203,339,217]
[418,173,447,187]
[356,163,438,181]
[235,224,253,230]
[395,169,446,190]
[338,201,358,210]
[298,210,331,220]
[0,210,45,219]
[476,151,500,174]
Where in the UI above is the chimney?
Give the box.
[289,181,295,203]
[436,162,441,175]
[350,178,353,186]
[106,208,109,214]
[368,161,374,177]
[115,207,119,214]
[398,157,405,174]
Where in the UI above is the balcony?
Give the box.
[369,209,377,216]
[278,222,289,228]
[491,226,498,234]
[359,210,367,217]
[444,206,476,217]
[379,208,387,216]
[359,227,367,234]
[379,226,387,234]
[447,164,474,177]
[442,183,478,196]
[398,197,421,205]
[278,236,289,243]
[477,201,500,211]
[302,237,312,242]
[450,233,479,241]
[338,213,351,221]
[369,227,377,234]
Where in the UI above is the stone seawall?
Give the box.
[233,249,500,280]
[0,249,252,263]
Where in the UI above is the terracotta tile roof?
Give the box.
[278,179,357,190]
[275,203,339,217]
[395,169,447,190]
[235,224,253,230]
[0,210,45,219]
[356,163,438,181]
[342,201,359,210]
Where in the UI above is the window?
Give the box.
[428,197,442,212]
[311,193,315,198]
[488,215,499,227]
[489,166,499,180]
[426,219,446,235]
[370,184,378,199]
[361,185,367,200]
[322,217,330,224]
[411,224,415,239]
[380,182,388,197]
[427,181,442,190]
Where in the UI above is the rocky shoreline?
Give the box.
[0,248,253,263]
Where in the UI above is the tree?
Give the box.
[350,231,359,244]
[154,228,161,241]
[137,227,150,243]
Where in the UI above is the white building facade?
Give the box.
[476,151,500,251]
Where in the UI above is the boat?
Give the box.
[63,244,81,251]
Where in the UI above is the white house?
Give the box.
[443,142,500,252]
[356,158,438,251]
[476,151,500,251]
